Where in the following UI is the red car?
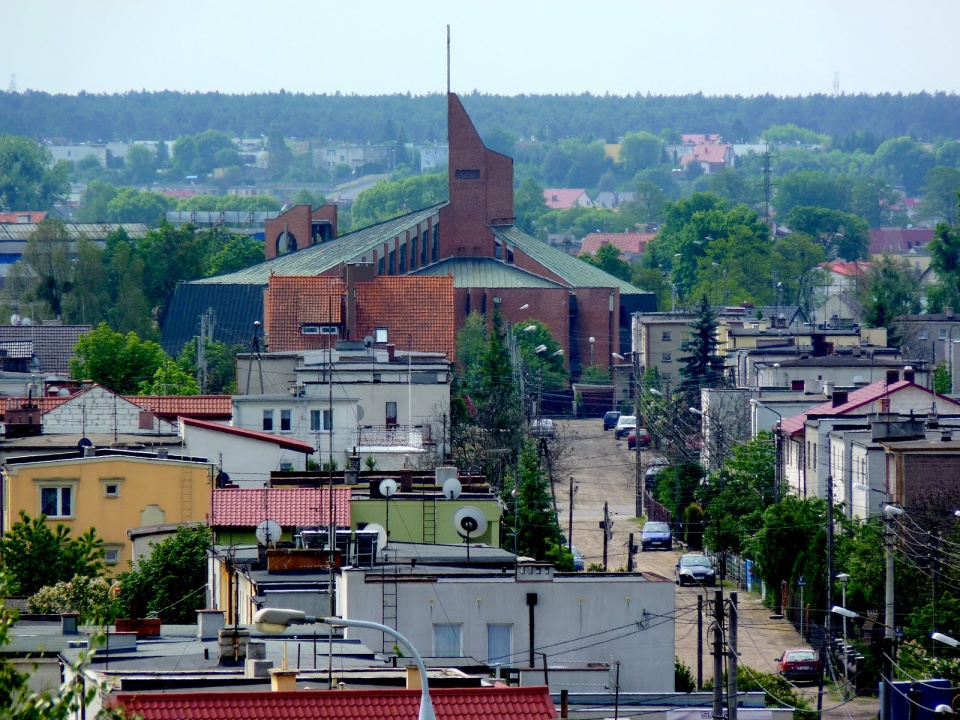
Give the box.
[776,648,820,682]
[627,428,651,449]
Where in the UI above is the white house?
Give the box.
[338,560,675,694]
[30,385,176,436]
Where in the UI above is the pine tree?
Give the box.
[677,295,726,399]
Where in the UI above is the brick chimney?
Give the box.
[885,369,900,385]
[903,366,916,383]
[832,390,849,408]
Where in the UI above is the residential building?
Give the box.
[895,309,960,372]
[815,260,869,325]
[419,144,449,172]
[739,347,917,390]
[0,211,46,224]
[0,323,91,373]
[869,228,934,256]
[542,188,592,210]
[593,190,636,209]
[46,143,107,165]
[315,144,394,172]
[580,231,654,262]
[2,448,214,572]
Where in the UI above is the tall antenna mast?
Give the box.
[446,25,451,95]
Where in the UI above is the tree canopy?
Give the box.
[70,323,169,394]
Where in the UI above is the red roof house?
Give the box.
[869,228,935,255]
[211,487,352,528]
[0,211,46,224]
[580,231,654,261]
[112,686,557,720]
[542,188,592,210]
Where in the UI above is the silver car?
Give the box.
[675,554,717,586]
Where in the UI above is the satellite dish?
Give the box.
[21,317,32,326]
[364,335,374,347]
[442,477,462,500]
[356,404,364,422]
[255,519,282,547]
[379,478,398,498]
[9,313,20,325]
[453,507,488,540]
[77,437,93,450]
[365,522,388,551]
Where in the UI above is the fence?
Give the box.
[643,490,671,524]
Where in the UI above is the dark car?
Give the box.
[776,649,821,682]
[641,521,672,551]
[570,546,585,571]
[675,554,717,586]
[603,411,621,431]
[627,428,651,450]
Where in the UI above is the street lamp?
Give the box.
[523,325,536,333]
[612,352,625,361]
[589,336,595,367]
[932,632,960,649]
[836,572,851,699]
[253,608,436,720]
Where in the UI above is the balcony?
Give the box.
[352,424,430,450]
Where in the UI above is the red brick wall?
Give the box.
[901,453,960,507]
[439,93,513,261]
[572,288,620,372]
[264,205,338,260]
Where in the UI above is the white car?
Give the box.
[614,415,637,439]
[531,418,555,438]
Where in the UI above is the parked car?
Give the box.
[614,415,636,439]
[675,553,717,586]
[530,418,555,438]
[627,428,651,450]
[645,460,669,480]
[602,411,621,431]
[776,648,821,682]
[570,546,585,571]
[641,521,672,551]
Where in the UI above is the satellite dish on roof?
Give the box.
[21,317,32,326]
[365,522,388,551]
[77,437,93,450]
[379,478,398,498]
[255,519,282,547]
[364,335,374,347]
[9,313,20,325]
[442,477,462,500]
[453,507,488,540]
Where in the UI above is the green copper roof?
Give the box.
[412,257,566,289]
[191,204,446,285]
[492,226,647,295]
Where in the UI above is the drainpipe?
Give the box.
[526,592,537,668]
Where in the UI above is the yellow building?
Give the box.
[2,450,214,574]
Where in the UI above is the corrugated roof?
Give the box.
[0,223,147,241]
[191,205,446,285]
[492,226,648,295]
[181,417,314,452]
[412,257,566,289]
[211,487,352,527]
[112,686,557,720]
[160,283,265,356]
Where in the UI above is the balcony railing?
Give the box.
[353,424,427,449]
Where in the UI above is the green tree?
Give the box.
[513,319,567,392]
[117,525,211,623]
[177,338,241,394]
[195,130,238,173]
[62,236,111,326]
[138,358,200,395]
[784,205,870,260]
[500,441,566,564]
[928,218,960,311]
[857,254,921,340]
[918,166,960,226]
[76,180,119,221]
[677,296,725,398]
[0,134,69,210]
[171,135,200,177]
[0,512,104,596]
[70,323,169,394]
[202,231,265,277]
[872,136,936,194]
[290,188,328,209]
[934,363,951,394]
[514,177,549,234]
[770,233,828,313]
[106,241,156,337]
[349,173,447,229]
[28,575,117,623]
[762,124,828,145]
[265,131,294,180]
[775,170,850,216]
[105,186,171,225]
[124,144,156,185]
[6,219,73,320]
[579,243,632,282]
[619,131,662,175]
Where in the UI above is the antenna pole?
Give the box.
[446,25,451,95]
[327,294,336,688]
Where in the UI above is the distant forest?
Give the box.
[2,90,960,144]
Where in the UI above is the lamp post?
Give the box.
[588,336,595,367]
[881,505,904,720]
[254,609,436,720]
[836,573,851,699]
[797,576,807,641]
[932,632,960,649]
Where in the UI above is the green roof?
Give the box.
[412,257,566,289]
[492,226,647,295]
[191,204,446,285]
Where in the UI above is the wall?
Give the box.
[350,497,501,546]
[3,456,213,573]
[41,386,175,436]
[181,424,303,486]
[340,565,675,694]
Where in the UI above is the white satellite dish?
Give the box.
[365,522,388,551]
[255,519,282,547]
[379,478,398,498]
[442,477,462,500]
[453,507,488,539]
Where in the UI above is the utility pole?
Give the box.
[601,502,611,571]
[712,589,724,720]
[568,477,575,552]
[881,505,901,720]
[727,592,738,720]
[697,595,703,690]
[627,532,635,573]
[634,351,644,518]
[820,475,835,717]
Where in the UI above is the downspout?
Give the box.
[526,592,537,668]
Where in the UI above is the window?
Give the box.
[487,624,512,666]
[101,478,124,498]
[280,462,294,471]
[432,224,440,262]
[386,402,398,427]
[310,409,334,432]
[40,486,74,518]
[263,410,274,431]
[919,329,929,340]
[433,623,463,657]
[421,230,428,266]
[661,331,672,341]
[455,169,480,179]
[940,329,948,340]
[301,324,321,335]
[280,409,291,432]
[375,327,388,343]
[399,244,407,273]
[661,353,672,363]
[104,548,121,565]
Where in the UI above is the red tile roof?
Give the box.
[211,487,352,527]
[869,228,935,255]
[680,144,731,166]
[542,188,589,210]
[821,260,869,278]
[0,211,46,223]
[181,417,315,452]
[265,275,455,360]
[580,232,654,257]
[0,395,69,419]
[128,395,233,420]
[112,686,557,720]
[779,379,960,436]
[682,134,721,144]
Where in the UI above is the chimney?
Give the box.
[343,263,373,341]
[824,381,835,398]
[406,664,422,690]
[270,668,298,692]
[942,428,953,442]
[832,390,849,408]
[946,307,954,319]
[885,369,900,385]
[903,366,915,383]
[880,398,891,414]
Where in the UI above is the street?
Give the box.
[552,418,879,719]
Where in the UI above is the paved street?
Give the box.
[552,418,879,720]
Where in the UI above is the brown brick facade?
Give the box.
[264,205,338,260]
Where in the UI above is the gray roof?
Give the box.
[492,226,648,296]
[191,204,446,285]
[0,324,91,374]
[0,223,148,241]
[412,257,566,289]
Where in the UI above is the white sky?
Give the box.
[5,0,959,97]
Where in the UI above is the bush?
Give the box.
[675,657,696,691]
[28,575,117,623]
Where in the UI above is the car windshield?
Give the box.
[786,651,817,662]
[644,523,670,533]
[571,547,582,557]
[618,416,636,424]
[681,555,712,567]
